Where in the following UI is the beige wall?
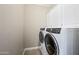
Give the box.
[0,5,24,54]
[0,4,54,54]
[24,5,51,48]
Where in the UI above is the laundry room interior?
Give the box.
[0,4,79,55]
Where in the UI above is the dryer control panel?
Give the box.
[46,28,61,34]
[40,28,45,30]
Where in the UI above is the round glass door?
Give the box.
[45,34,59,55]
[39,31,44,43]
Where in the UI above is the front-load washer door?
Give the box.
[45,33,59,55]
[39,31,44,44]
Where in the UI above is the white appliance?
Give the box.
[45,28,71,55]
[40,28,79,55]
[39,28,47,54]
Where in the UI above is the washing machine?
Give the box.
[44,28,66,55]
[39,28,46,55]
[40,28,79,55]
[39,28,51,55]
[39,28,45,44]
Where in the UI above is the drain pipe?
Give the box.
[22,46,41,55]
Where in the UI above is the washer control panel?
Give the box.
[40,28,45,30]
[46,28,61,34]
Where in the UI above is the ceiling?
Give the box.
[35,4,57,12]
[35,4,56,8]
